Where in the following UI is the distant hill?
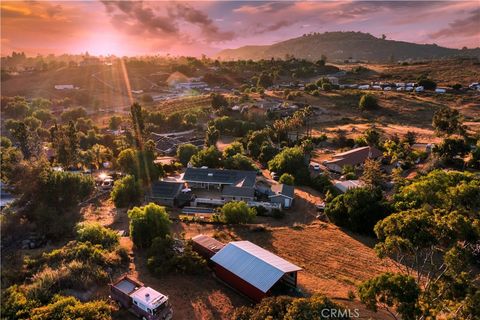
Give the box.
[216,31,480,62]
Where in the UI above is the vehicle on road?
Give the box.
[110,275,173,320]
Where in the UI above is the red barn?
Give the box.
[210,241,301,302]
[191,234,225,260]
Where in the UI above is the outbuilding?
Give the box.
[191,234,225,260]
[210,241,301,302]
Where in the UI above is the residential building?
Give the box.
[333,180,365,193]
[324,146,382,173]
[182,168,256,190]
[147,181,190,207]
[268,184,294,208]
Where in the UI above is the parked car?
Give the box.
[315,202,326,211]
[110,276,173,320]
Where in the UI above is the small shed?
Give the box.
[191,234,225,259]
[211,241,301,301]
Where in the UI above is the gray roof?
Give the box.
[211,241,301,293]
[222,186,255,198]
[270,184,294,199]
[183,168,256,187]
[149,181,183,199]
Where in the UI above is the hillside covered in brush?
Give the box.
[217,31,480,62]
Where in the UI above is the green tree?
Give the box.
[190,146,222,168]
[359,94,378,110]
[364,127,381,147]
[358,273,420,320]
[224,154,256,170]
[108,116,122,130]
[223,141,244,158]
[257,72,273,88]
[205,125,219,147]
[211,93,228,109]
[32,109,53,123]
[258,142,279,165]
[279,173,295,185]
[432,106,465,136]
[433,138,469,165]
[60,107,87,122]
[247,130,270,158]
[219,201,256,224]
[325,187,390,234]
[128,203,172,248]
[111,175,142,208]
[361,159,385,189]
[117,148,162,183]
[268,146,309,183]
[176,143,199,166]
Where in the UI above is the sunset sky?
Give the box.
[1,1,479,57]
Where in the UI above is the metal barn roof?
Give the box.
[211,241,301,293]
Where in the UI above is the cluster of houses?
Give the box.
[192,235,301,301]
[147,167,294,215]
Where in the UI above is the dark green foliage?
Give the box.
[325,187,390,234]
[190,146,222,168]
[224,154,256,170]
[418,78,437,90]
[205,125,220,146]
[393,169,479,213]
[358,94,378,110]
[128,203,172,248]
[247,130,270,158]
[279,173,295,185]
[76,222,119,249]
[432,106,464,136]
[257,72,273,88]
[211,93,228,109]
[176,143,199,166]
[117,148,162,183]
[233,294,348,320]
[258,142,279,165]
[358,273,420,320]
[60,107,87,123]
[147,236,207,275]
[220,201,256,224]
[309,174,333,193]
[108,115,122,130]
[433,138,469,165]
[268,146,309,183]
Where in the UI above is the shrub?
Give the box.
[128,203,172,248]
[232,294,347,320]
[76,222,119,249]
[220,201,256,224]
[177,143,199,166]
[30,295,112,320]
[279,173,295,185]
[147,236,207,275]
[309,174,333,193]
[111,175,142,208]
[325,187,390,234]
[359,94,378,110]
[418,78,437,90]
[272,209,285,219]
[322,83,332,91]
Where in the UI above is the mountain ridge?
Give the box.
[216,31,480,62]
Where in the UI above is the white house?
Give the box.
[268,184,294,209]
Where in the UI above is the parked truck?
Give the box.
[110,275,173,320]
